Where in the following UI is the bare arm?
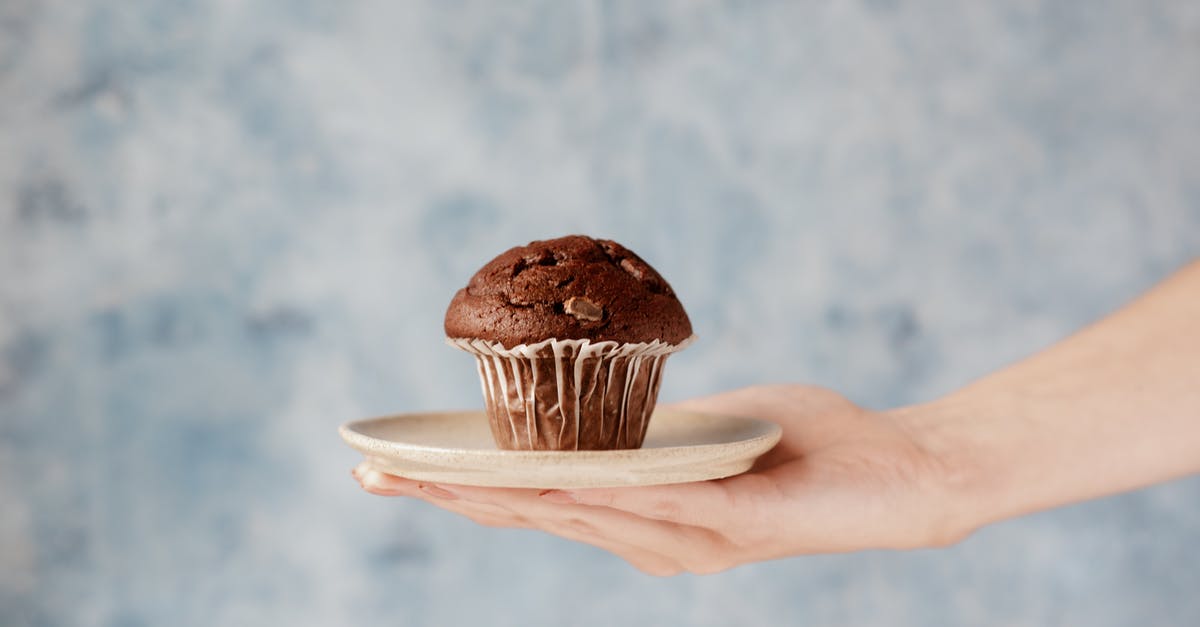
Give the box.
[913,259,1200,535]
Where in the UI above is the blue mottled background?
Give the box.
[3,1,1199,625]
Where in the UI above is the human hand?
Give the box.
[352,385,970,575]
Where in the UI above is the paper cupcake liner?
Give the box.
[448,335,695,451]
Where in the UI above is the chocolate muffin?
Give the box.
[445,235,694,451]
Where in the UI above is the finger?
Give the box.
[440,484,728,575]
[356,469,533,528]
[355,475,693,574]
[536,515,684,577]
[434,485,689,574]
[540,473,771,529]
[419,497,532,529]
[356,468,422,496]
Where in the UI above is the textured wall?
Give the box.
[3,1,1199,625]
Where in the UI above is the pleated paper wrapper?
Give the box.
[447,336,695,451]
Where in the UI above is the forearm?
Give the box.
[905,260,1200,537]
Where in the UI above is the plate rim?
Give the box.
[339,408,783,461]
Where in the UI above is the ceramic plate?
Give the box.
[339,409,782,489]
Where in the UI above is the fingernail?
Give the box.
[419,484,459,500]
[539,490,578,504]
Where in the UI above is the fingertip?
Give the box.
[359,476,401,496]
[361,469,412,492]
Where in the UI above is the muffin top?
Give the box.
[444,235,693,346]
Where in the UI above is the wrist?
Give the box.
[884,393,1005,547]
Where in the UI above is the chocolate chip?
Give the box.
[563,296,604,321]
[619,258,644,280]
[523,250,557,267]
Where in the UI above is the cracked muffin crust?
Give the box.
[444,235,693,347]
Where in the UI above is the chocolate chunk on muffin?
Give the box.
[445,235,694,451]
[444,235,692,347]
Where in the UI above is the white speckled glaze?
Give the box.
[340,408,781,488]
